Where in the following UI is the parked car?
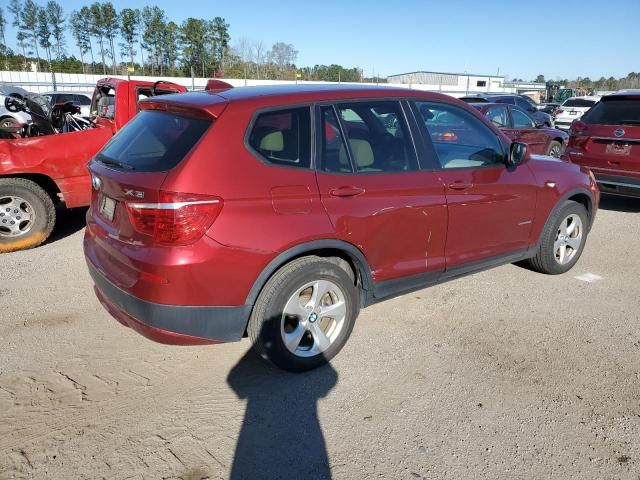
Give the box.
[471,102,568,157]
[0,78,185,253]
[564,90,640,198]
[459,94,554,127]
[554,96,601,131]
[42,91,93,118]
[84,84,599,372]
[0,85,32,130]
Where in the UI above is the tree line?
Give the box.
[0,0,230,77]
[528,74,640,92]
[0,1,387,83]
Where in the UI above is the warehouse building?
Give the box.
[386,70,545,98]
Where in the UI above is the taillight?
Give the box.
[569,120,587,135]
[555,109,564,115]
[568,120,589,148]
[126,191,223,246]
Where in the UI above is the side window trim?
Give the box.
[244,104,314,171]
[506,106,514,128]
[315,103,355,174]
[406,100,442,171]
[411,100,508,171]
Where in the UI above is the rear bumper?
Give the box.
[87,260,251,345]
[594,172,640,198]
[554,121,572,130]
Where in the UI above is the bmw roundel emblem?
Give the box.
[614,128,625,138]
[91,174,102,191]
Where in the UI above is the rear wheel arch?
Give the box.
[244,240,374,310]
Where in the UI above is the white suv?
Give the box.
[554,96,601,130]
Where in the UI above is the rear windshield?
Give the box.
[562,99,596,108]
[582,98,640,125]
[97,110,211,172]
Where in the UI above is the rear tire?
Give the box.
[547,140,563,158]
[0,178,56,253]
[525,200,588,274]
[248,256,359,372]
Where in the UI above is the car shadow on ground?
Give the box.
[226,349,337,480]
[46,206,88,245]
[598,194,640,213]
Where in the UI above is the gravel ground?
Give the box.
[0,196,639,480]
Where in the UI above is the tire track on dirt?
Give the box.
[0,348,243,457]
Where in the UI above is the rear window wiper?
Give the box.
[97,156,136,171]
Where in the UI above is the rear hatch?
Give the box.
[569,95,640,173]
[86,95,228,283]
[557,99,597,122]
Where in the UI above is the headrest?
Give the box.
[260,131,284,151]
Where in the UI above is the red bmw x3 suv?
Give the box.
[84,85,599,372]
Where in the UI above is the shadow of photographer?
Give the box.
[227,348,337,480]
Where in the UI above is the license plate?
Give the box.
[605,142,632,156]
[99,195,117,221]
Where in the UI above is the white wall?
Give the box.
[0,70,518,97]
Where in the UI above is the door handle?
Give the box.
[448,181,473,191]
[330,186,365,197]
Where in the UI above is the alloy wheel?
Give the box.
[280,279,347,358]
[554,214,583,265]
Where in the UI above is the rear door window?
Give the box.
[97,110,211,172]
[581,98,640,125]
[484,105,508,127]
[248,107,311,168]
[332,101,418,173]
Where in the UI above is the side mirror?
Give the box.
[508,142,528,166]
[534,119,545,128]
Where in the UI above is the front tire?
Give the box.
[525,200,588,274]
[248,256,359,372]
[0,178,56,253]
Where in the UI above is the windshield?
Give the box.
[582,98,640,125]
[97,110,211,172]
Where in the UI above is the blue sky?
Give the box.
[3,0,639,80]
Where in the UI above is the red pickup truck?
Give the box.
[0,78,185,252]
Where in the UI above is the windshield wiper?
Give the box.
[97,155,136,170]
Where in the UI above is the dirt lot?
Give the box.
[1,196,639,480]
